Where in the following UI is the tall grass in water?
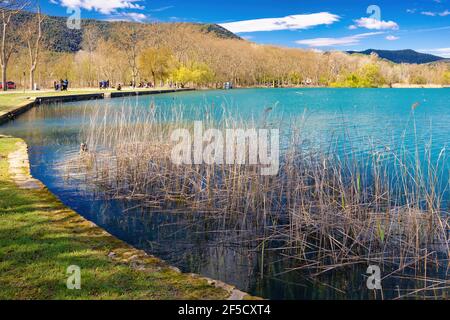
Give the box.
[66,103,449,297]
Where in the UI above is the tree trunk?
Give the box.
[1,64,6,91]
[132,67,138,86]
[29,67,35,90]
[152,71,156,87]
[2,18,7,92]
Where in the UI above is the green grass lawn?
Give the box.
[0,136,229,300]
[0,90,99,114]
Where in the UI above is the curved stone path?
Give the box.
[7,140,44,190]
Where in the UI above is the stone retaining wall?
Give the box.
[0,89,195,125]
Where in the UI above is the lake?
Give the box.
[1,88,448,299]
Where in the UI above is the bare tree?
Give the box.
[0,0,28,91]
[81,24,100,86]
[112,22,141,85]
[22,6,44,90]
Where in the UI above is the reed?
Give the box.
[63,102,449,295]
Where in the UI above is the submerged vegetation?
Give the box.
[61,104,449,299]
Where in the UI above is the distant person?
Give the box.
[117,84,122,91]
[60,79,68,91]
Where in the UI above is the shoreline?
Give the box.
[0,88,195,125]
[1,84,447,124]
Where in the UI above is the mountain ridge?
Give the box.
[346,49,447,64]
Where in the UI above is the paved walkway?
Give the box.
[7,140,44,190]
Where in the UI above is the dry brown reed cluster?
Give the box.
[63,103,449,297]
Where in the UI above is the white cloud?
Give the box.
[295,32,384,47]
[58,0,144,15]
[149,6,174,13]
[350,17,399,30]
[116,12,147,22]
[420,10,450,17]
[386,35,399,41]
[419,48,450,58]
[406,9,417,14]
[220,12,340,33]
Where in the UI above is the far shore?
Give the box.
[1,84,448,119]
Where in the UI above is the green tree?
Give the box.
[190,63,214,86]
[171,62,214,87]
[331,64,385,88]
[288,71,302,86]
[410,75,427,85]
[138,47,173,86]
[360,64,385,87]
[442,71,450,85]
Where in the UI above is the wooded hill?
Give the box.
[8,11,450,89]
[12,11,241,53]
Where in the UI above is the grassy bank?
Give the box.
[0,136,230,299]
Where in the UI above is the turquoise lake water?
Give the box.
[1,88,448,299]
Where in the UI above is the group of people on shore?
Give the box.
[53,79,69,91]
[99,80,110,89]
[51,79,180,92]
[129,80,156,89]
[99,80,122,91]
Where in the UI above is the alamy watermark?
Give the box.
[170,121,280,176]
[66,265,81,290]
[67,7,81,30]
[367,5,381,21]
[366,265,382,290]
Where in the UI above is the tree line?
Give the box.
[2,3,450,90]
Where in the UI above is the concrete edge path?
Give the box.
[8,140,45,190]
[0,88,195,125]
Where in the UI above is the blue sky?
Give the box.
[41,0,450,57]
